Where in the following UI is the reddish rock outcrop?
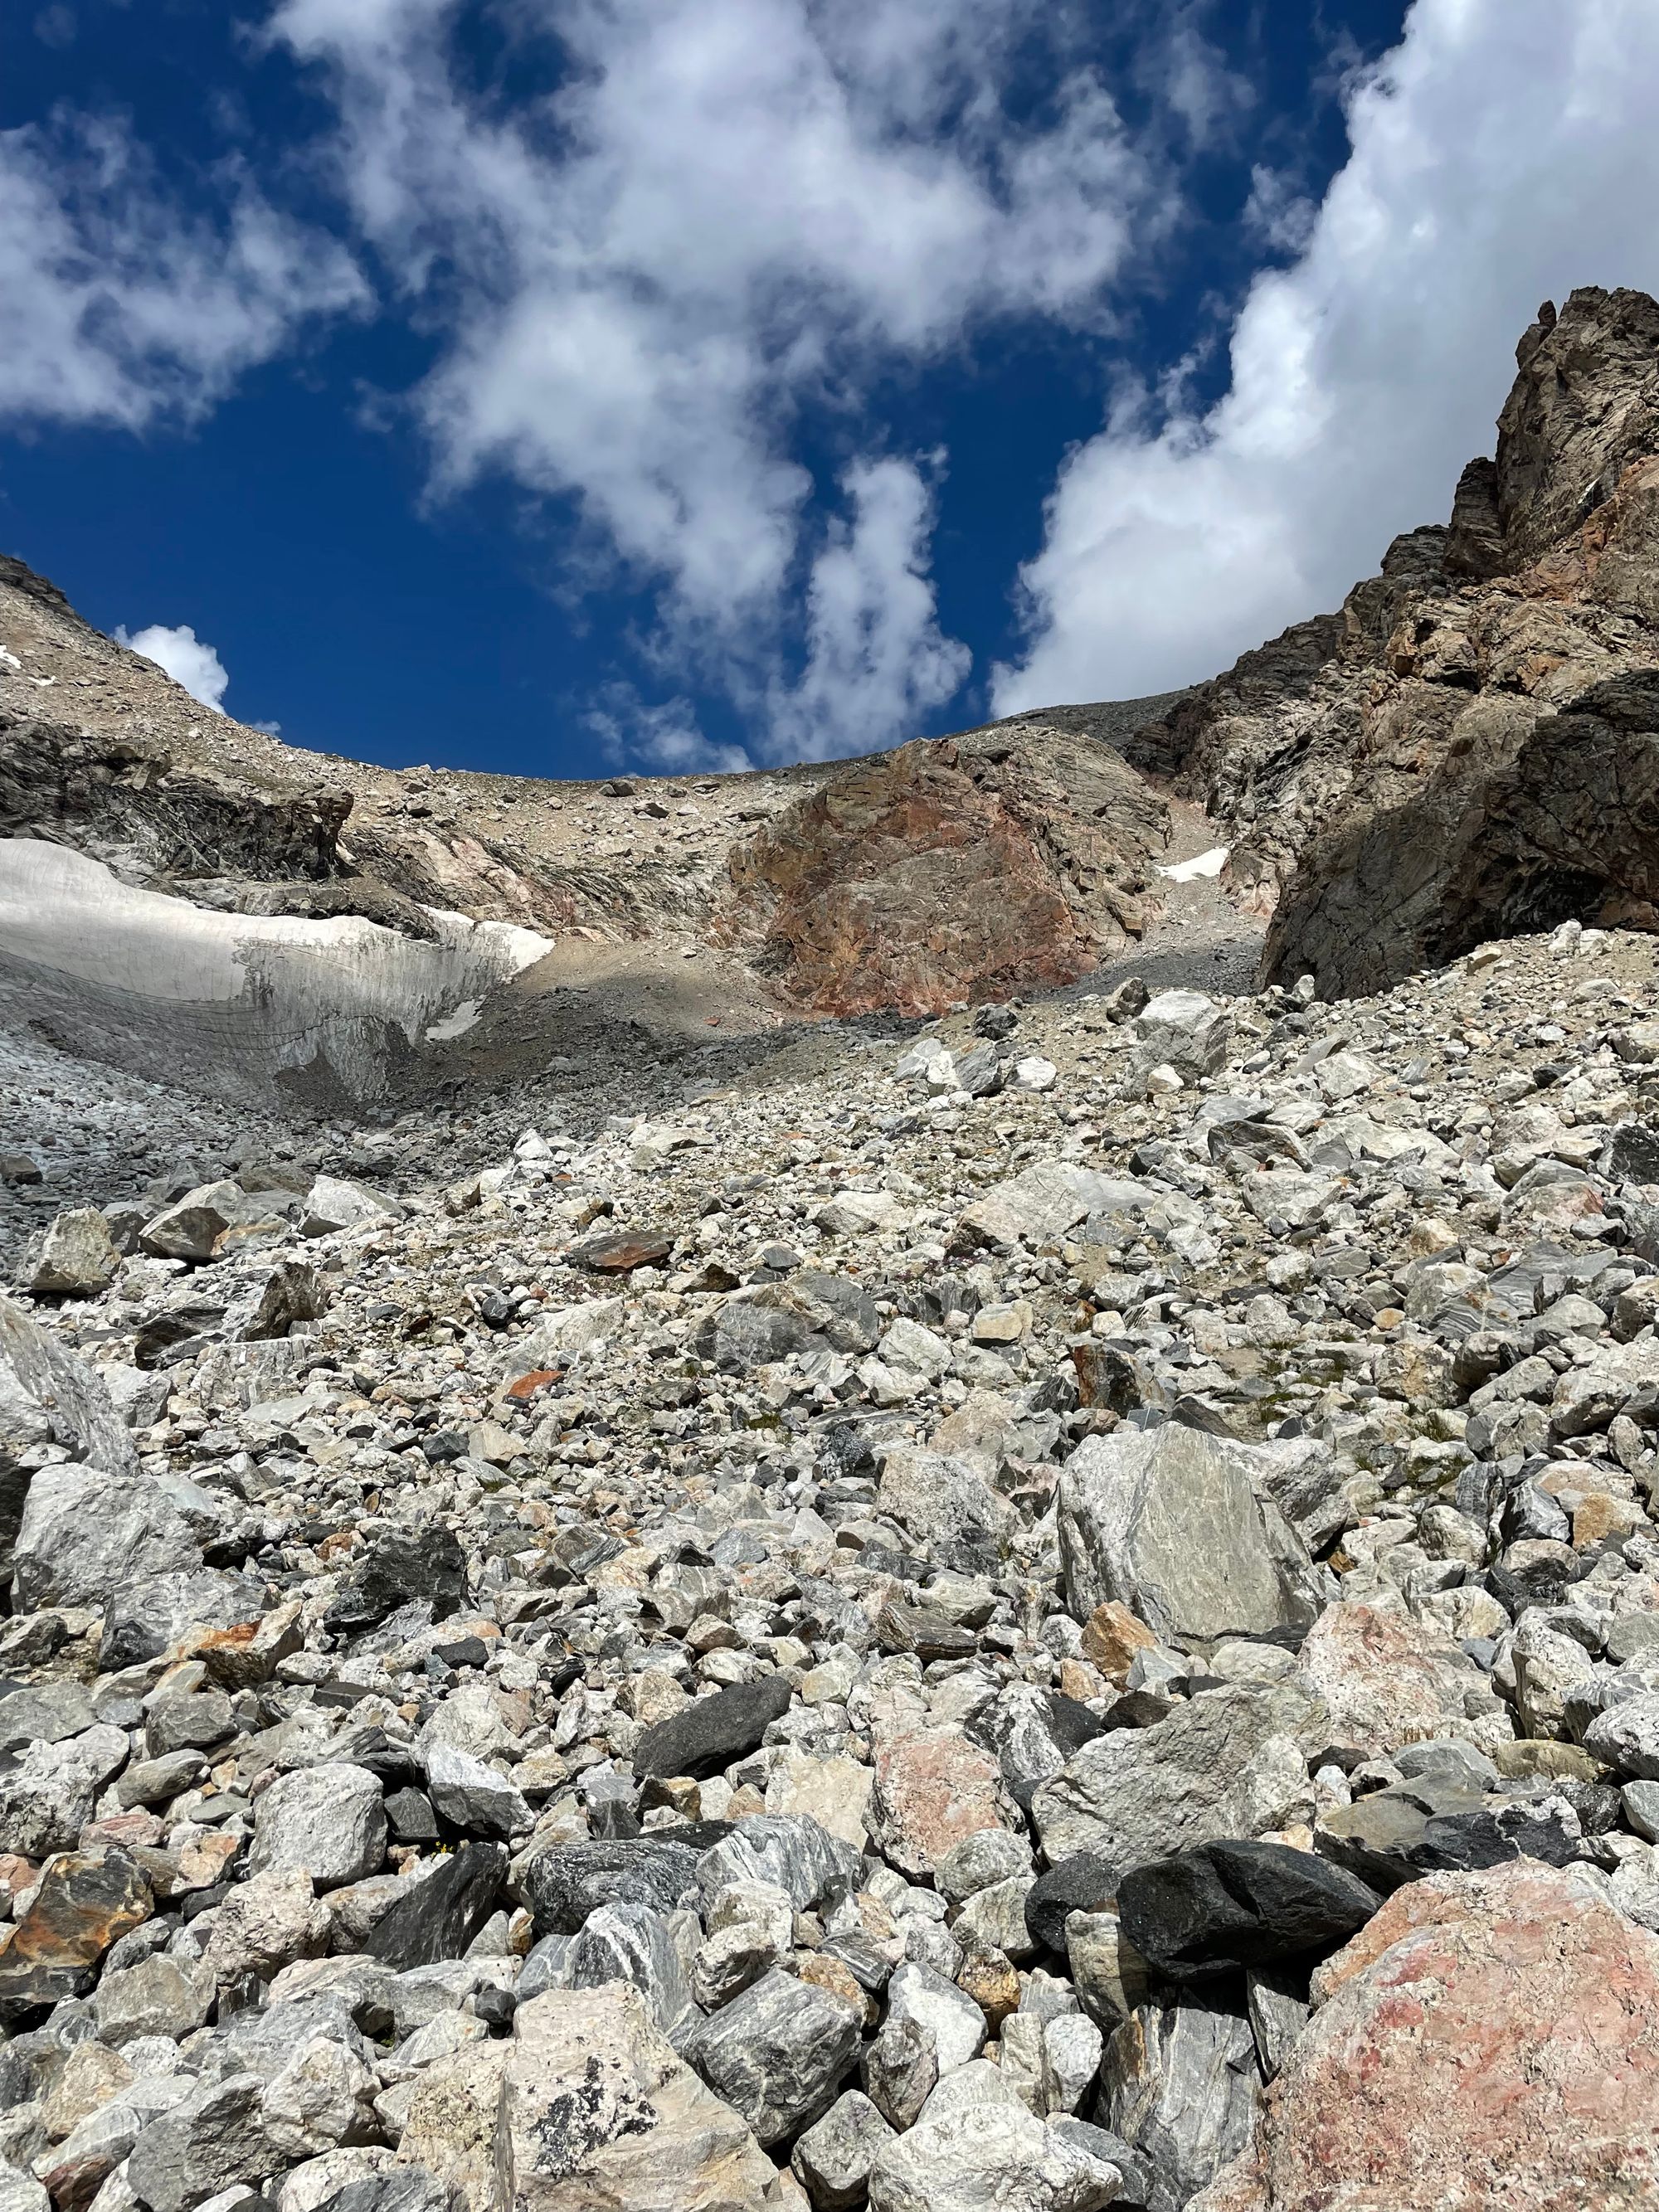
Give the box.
[1190,1859,1659,2211]
[713,722,1167,1016]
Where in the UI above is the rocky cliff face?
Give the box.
[1131,286,1659,994]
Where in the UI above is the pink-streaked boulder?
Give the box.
[1190,1858,1659,2211]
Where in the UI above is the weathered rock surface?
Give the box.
[1131,287,1659,996]
[1032,1683,1320,1870]
[1058,1425,1325,1647]
[1194,1860,1659,2210]
[713,724,1167,1017]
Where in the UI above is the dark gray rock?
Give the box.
[632,1675,793,1781]
[365,1841,505,1970]
[1100,1995,1262,2212]
[125,2073,280,2212]
[1026,1853,1122,1956]
[1117,1840,1380,1979]
[520,1835,708,1935]
[325,1526,466,1634]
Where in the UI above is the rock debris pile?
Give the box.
[5,920,1659,2210]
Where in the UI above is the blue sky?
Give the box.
[4,1,1657,780]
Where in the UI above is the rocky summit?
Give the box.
[3,296,1659,2212]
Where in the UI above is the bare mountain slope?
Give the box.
[1,557,1185,1108]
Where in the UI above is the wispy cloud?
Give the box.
[268,0,1167,759]
[0,113,364,432]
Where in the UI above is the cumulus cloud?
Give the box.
[0,113,365,432]
[767,455,969,762]
[269,0,1165,755]
[115,622,231,712]
[994,0,1659,714]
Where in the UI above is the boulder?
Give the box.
[1058,1426,1325,1648]
[877,1447,1012,1550]
[1032,1682,1321,1870]
[0,1846,152,2015]
[487,1985,776,2210]
[632,1675,793,1782]
[248,1764,387,1889]
[25,1208,120,1298]
[868,1727,1019,1879]
[1295,1597,1513,1757]
[867,2103,1124,2212]
[791,2088,895,2211]
[519,1836,704,1936]
[1102,1996,1262,2212]
[1134,990,1232,1079]
[325,1526,466,1634]
[364,1843,504,1971]
[683,1966,862,2146]
[0,1292,136,1485]
[11,1464,200,1613]
[713,727,1165,1018]
[956,1164,1155,1254]
[1117,1841,1380,1981]
[1191,1860,1659,2210]
[126,2073,280,2212]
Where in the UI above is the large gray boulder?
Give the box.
[0,1292,136,1480]
[12,1463,199,1612]
[1100,1996,1262,2212]
[249,1764,387,1889]
[1058,1424,1326,1648]
[1031,1680,1323,1870]
[24,1208,120,1298]
[682,1966,862,2146]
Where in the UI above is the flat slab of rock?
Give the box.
[956,1164,1155,1253]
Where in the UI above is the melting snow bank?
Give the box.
[1157,845,1229,883]
[0,838,551,1111]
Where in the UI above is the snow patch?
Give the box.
[1157,846,1229,884]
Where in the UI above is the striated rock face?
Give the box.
[1131,286,1659,994]
[1192,1860,1659,2211]
[712,722,1167,1016]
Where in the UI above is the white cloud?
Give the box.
[586,685,752,775]
[994,0,1659,714]
[767,455,969,761]
[0,114,365,431]
[269,0,1167,751]
[115,623,231,712]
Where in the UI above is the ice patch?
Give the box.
[426,999,482,1042]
